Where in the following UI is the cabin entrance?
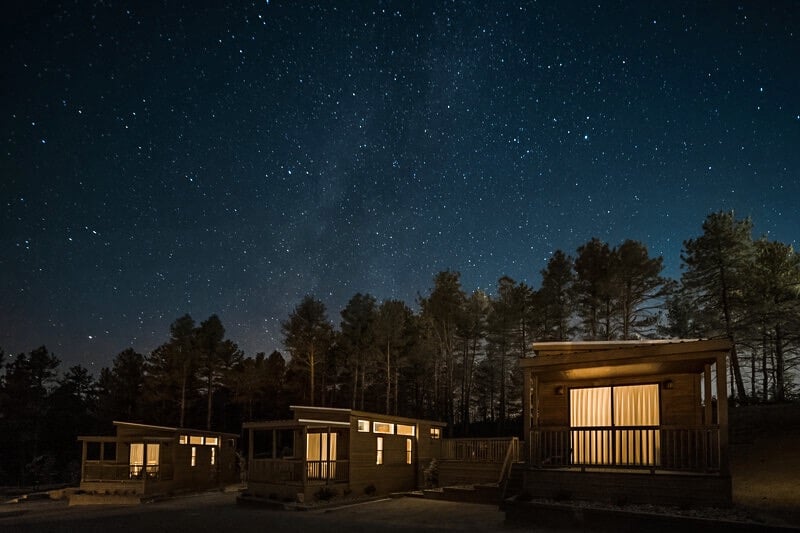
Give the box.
[569,384,660,467]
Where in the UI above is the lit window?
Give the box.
[211,447,216,466]
[373,421,394,435]
[179,435,188,445]
[430,427,441,440]
[376,437,383,465]
[397,424,415,436]
[406,438,412,465]
[189,436,204,445]
[191,446,197,467]
[357,419,370,432]
[205,437,218,446]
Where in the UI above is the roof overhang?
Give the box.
[522,338,731,382]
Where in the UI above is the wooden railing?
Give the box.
[442,437,520,463]
[531,425,720,473]
[250,459,349,484]
[82,462,174,482]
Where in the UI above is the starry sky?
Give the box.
[2,1,798,371]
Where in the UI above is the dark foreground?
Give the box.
[0,491,561,533]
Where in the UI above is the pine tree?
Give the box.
[681,211,753,400]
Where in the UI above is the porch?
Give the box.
[438,437,521,487]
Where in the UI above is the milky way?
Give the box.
[2,1,798,369]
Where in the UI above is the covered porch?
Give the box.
[245,419,350,501]
[77,435,175,496]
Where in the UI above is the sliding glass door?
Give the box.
[570,384,660,466]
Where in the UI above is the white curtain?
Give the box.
[614,384,660,466]
[570,387,611,464]
[129,443,144,477]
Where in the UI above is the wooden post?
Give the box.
[248,428,254,480]
[81,440,87,482]
[715,352,730,475]
[703,364,713,425]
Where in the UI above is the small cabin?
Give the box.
[243,406,446,502]
[76,421,238,501]
[514,339,732,508]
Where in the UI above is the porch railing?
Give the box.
[82,462,174,482]
[250,458,349,484]
[442,437,520,463]
[530,425,720,473]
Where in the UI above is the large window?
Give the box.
[130,443,144,477]
[570,384,660,466]
[307,432,337,479]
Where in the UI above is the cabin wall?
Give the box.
[349,423,417,495]
[534,373,704,427]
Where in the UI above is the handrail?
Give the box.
[496,437,519,485]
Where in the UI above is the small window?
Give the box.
[376,437,384,465]
[406,438,412,465]
[211,447,216,466]
[179,435,188,445]
[357,419,370,432]
[191,446,197,467]
[430,427,441,440]
[397,424,415,436]
[205,437,218,446]
[373,421,394,435]
[189,436,204,445]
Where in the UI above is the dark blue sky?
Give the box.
[2,1,798,371]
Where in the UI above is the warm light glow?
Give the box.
[357,419,370,432]
[205,437,218,446]
[189,435,204,445]
[430,427,441,440]
[211,447,216,466]
[376,437,384,465]
[406,438,412,464]
[191,446,197,467]
[373,421,394,434]
[179,435,188,445]
[397,424,415,436]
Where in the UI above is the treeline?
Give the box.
[1,210,798,486]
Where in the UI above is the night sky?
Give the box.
[2,1,798,371]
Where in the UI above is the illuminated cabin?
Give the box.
[243,406,446,502]
[515,339,732,507]
[75,421,238,502]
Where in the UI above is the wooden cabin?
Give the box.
[243,406,446,502]
[515,339,732,507]
[75,421,238,502]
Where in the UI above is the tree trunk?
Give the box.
[775,324,785,402]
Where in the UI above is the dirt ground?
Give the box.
[730,403,800,527]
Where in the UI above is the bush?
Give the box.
[364,484,376,496]
[314,486,336,501]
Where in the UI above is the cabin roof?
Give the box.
[522,338,732,382]
[243,406,446,430]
